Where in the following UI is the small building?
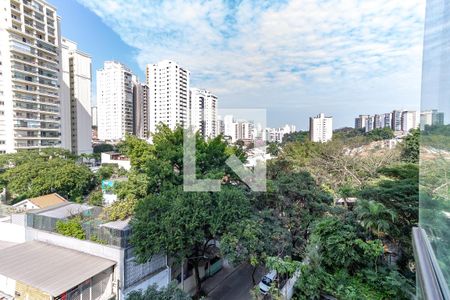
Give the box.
[101,152,131,171]
[6,205,171,298]
[0,241,116,300]
[12,193,68,211]
[336,197,358,209]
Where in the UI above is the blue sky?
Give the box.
[54,0,425,129]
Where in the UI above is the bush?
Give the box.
[55,216,86,239]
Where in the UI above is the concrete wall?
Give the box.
[178,264,207,294]
[0,275,16,298]
[122,268,170,298]
[0,221,26,243]
[279,271,300,300]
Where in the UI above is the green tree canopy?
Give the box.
[130,186,252,296]
[401,128,419,163]
[0,151,95,202]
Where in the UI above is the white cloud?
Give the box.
[77,0,425,127]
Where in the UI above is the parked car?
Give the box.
[259,270,277,295]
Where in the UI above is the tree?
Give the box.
[401,128,419,163]
[267,142,280,156]
[366,127,395,141]
[87,190,103,206]
[130,186,252,297]
[282,131,308,144]
[102,197,137,221]
[355,200,396,238]
[265,256,301,289]
[117,135,154,171]
[220,211,290,284]
[294,215,413,300]
[220,218,265,284]
[359,163,418,275]
[126,282,191,300]
[0,155,95,202]
[273,171,331,258]
[93,143,114,154]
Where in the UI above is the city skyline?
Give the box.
[52,0,423,129]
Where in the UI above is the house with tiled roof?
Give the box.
[12,193,68,211]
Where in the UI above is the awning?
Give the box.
[0,241,116,297]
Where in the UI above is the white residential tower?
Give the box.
[60,37,92,154]
[309,113,333,142]
[97,61,134,141]
[147,60,190,133]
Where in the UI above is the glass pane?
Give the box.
[420,0,450,291]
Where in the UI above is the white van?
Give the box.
[259,270,277,295]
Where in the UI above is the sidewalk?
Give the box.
[202,263,244,294]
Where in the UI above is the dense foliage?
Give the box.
[0,149,95,202]
[109,125,419,299]
[126,282,191,300]
[55,216,86,240]
[401,128,419,163]
[0,123,418,298]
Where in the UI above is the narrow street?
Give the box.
[206,264,265,300]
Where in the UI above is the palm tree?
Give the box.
[355,200,396,238]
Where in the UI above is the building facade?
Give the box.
[365,115,374,133]
[97,61,133,141]
[309,113,333,143]
[401,110,418,132]
[147,60,190,133]
[391,110,403,131]
[354,115,369,130]
[60,37,92,154]
[264,124,296,143]
[132,78,150,139]
[0,0,62,153]
[189,88,218,139]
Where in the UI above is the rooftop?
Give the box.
[14,193,68,209]
[34,202,93,219]
[100,218,131,230]
[0,241,115,297]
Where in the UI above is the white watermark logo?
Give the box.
[183,109,267,192]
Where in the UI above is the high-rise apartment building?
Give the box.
[223,115,237,142]
[401,111,418,132]
[147,60,190,133]
[383,113,392,128]
[97,61,133,141]
[216,116,224,136]
[391,110,403,131]
[365,116,374,133]
[355,115,369,130]
[309,113,333,143]
[60,37,92,154]
[373,114,382,129]
[132,77,150,139]
[0,0,62,153]
[190,88,218,139]
[420,109,445,129]
[237,121,253,141]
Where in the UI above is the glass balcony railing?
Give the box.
[416,0,450,298]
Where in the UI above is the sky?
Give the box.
[53,0,425,130]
